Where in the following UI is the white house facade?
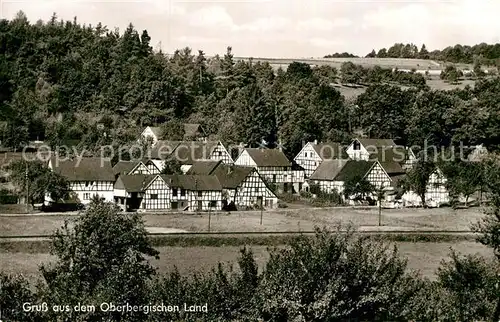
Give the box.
[294,141,348,178]
[48,157,115,205]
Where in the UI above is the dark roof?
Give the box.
[211,164,254,189]
[188,160,258,189]
[186,160,222,175]
[379,161,405,175]
[50,157,115,181]
[356,138,396,148]
[0,152,50,168]
[311,142,349,160]
[310,159,350,181]
[113,160,140,176]
[152,140,182,159]
[370,146,408,164]
[152,141,220,164]
[183,123,206,138]
[245,148,291,167]
[115,174,155,192]
[335,160,376,181]
[160,174,222,191]
[175,141,219,164]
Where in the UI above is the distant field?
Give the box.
[235,56,446,70]
[0,241,493,281]
[0,207,486,237]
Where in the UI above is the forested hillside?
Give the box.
[1,12,500,159]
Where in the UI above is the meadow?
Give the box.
[0,206,485,237]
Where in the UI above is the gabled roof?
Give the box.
[245,148,291,167]
[160,174,222,191]
[147,126,163,138]
[378,161,405,175]
[311,159,376,182]
[186,160,222,175]
[50,157,115,181]
[310,159,350,181]
[152,140,182,158]
[211,164,255,189]
[371,146,408,163]
[335,160,377,181]
[175,141,220,164]
[183,123,206,138]
[115,174,155,192]
[113,160,140,176]
[356,138,396,148]
[151,141,220,164]
[311,142,349,160]
[188,160,260,189]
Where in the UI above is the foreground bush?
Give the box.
[1,198,499,321]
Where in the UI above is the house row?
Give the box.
[294,138,450,207]
[46,152,279,211]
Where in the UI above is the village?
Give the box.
[0,121,485,214]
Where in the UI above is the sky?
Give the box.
[1,0,500,58]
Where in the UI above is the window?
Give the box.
[150,194,158,200]
[83,193,91,200]
[172,189,178,197]
[85,181,89,187]
[209,201,216,208]
[353,141,361,150]
[272,174,277,183]
[180,189,186,196]
[198,191,203,197]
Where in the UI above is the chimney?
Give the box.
[227,165,234,175]
[314,139,318,145]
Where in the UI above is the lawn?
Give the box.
[0,241,493,281]
[0,207,486,237]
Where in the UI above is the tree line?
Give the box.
[326,42,500,66]
[2,13,500,161]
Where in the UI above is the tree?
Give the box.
[471,165,500,321]
[256,227,422,321]
[440,65,462,83]
[7,159,69,205]
[366,49,376,58]
[400,160,435,207]
[441,160,483,207]
[473,60,485,78]
[160,156,182,175]
[39,198,160,321]
[419,44,430,59]
[343,176,374,202]
[436,252,499,321]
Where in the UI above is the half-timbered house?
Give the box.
[183,123,207,141]
[112,159,160,178]
[402,167,450,207]
[294,140,349,178]
[48,157,115,204]
[346,138,396,161]
[114,174,155,211]
[140,126,163,145]
[235,148,305,193]
[187,160,279,209]
[308,159,394,203]
[151,140,233,173]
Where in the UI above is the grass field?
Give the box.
[0,241,493,281]
[0,207,485,237]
